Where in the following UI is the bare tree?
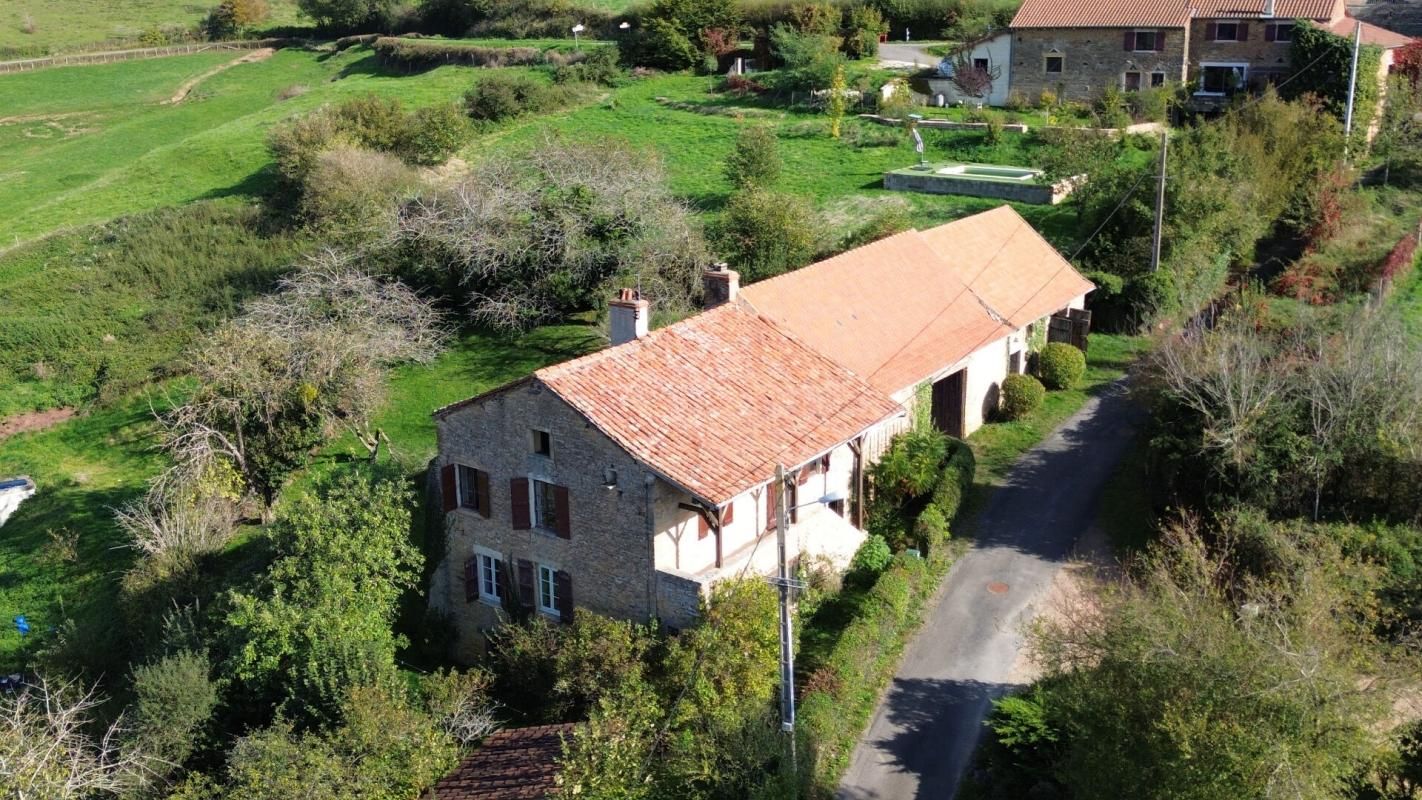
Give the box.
[948,52,1001,102]
[387,133,708,333]
[157,253,446,510]
[113,480,240,563]
[0,676,154,799]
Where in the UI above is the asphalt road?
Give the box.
[838,380,1144,800]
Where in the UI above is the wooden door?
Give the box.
[931,369,966,439]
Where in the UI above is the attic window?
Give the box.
[532,429,551,456]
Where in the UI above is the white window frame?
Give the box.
[1213,21,1241,42]
[1130,29,1158,53]
[528,475,559,534]
[455,463,482,513]
[1150,71,1166,87]
[1196,62,1248,96]
[474,546,504,605]
[1044,54,1064,75]
[537,564,559,616]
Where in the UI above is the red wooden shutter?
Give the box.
[517,559,535,608]
[554,485,571,539]
[1265,23,1276,41]
[475,470,491,518]
[788,482,799,524]
[1123,30,1134,51]
[555,571,573,622]
[441,465,457,512]
[766,481,778,530]
[1206,22,1217,41]
[1156,29,1166,51]
[722,502,735,526]
[510,478,531,529]
[698,512,709,540]
[1237,23,1247,41]
[464,557,477,602]
[821,453,831,471]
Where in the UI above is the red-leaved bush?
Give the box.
[722,74,767,96]
[1397,40,1422,87]
[1378,231,1419,285]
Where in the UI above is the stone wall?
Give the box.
[884,168,1071,205]
[436,379,657,663]
[1008,27,1189,103]
[1187,18,1296,87]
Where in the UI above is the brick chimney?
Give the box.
[609,288,649,346]
[702,263,740,309]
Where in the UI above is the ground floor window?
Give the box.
[1199,64,1246,95]
[1124,71,1142,91]
[1151,71,1166,87]
[538,564,558,615]
[1045,55,1063,74]
[476,549,504,603]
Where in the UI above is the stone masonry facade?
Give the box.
[1010,27,1190,103]
[435,379,659,664]
[1187,18,1299,88]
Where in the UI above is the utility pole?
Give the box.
[1343,19,1362,154]
[1150,130,1168,273]
[773,463,797,774]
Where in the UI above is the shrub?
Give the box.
[206,0,269,38]
[914,504,950,552]
[1005,90,1029,111]
[770,23,845,90]
[843,5,887,59]
[725,125,782,189]
[929,440,975,522]
[553,46,624,86]
[714,188,816,282]
[372,37,545,69]
[130,650,220,774]
[1037,87,1058,109]
[268,110,350,190]
[1129,83,1171,122]
[629,17,699,70]
[300,146,417,234]
[1037,342,1085,390]
[463,72,554,123]
[870,427,948,499]
[332,94,409,153]
[1000,373,1046,420]
[983,109,1004,144]
[848,534,893,581]
[1096,85,1131,129]
[400,102,470,165]
[296,0,396,30]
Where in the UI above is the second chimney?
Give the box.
[702,263,740,309]
[609,288,649,346]
[1263,0,1275,16]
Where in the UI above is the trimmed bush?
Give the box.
[300,146,417,234]
[401,102,471,166]
[914,504,950,552]
[1000,373,1046,420]
[869,427,949,499]
[463,73,556,123]
[848,533,893,585]
[130,649,220,774]
[929,440,975,523]
[1037,342,1086,390]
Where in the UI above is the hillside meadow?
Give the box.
[0,0,304,55]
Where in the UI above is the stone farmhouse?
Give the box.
[430,205,1092,660]
[1001,0,1412,105]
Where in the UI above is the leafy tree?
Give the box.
[842,5,887,59]
[724,124,782,188]
[207,0,270,38]
[624,0,741,70]
[1284,22,1382,135]
[770,23,844,89]
[129,650,221,776]
[224,470,422,722]
[296,0,395,31]
[715,188,816,282]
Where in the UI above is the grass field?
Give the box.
[0,0,305,55]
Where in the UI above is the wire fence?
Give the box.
[0,38,299,74]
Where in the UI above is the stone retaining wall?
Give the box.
[884,168,1075,205]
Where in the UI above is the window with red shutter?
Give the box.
[553,485,571,539]
[441,465,457,513]
[510,478,531,529]
[766,482,779,531]
[554,570,573,622]
[722,501,735,526]
[463,557,477,601]
[1155,29,1166,51]
[517,559,536,608]
[698,512,709,540]
[1236,23,1247,41]
[1123,30,1133,51]
[475,470,491,518]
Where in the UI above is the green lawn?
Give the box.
[0,45,516,245]
[0,0,305,56]
[1395,259,1422,337]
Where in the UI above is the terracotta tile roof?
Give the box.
[430,724,574,800]
[740,207,1091,395]
[1326,16,1414,48]
[1191,0,1343,20]
[1011,0,1191,29]
[917,206,1094,329]
[535,304,901,505]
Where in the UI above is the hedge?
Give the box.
[371,37,548,68]
[797,430,975,794]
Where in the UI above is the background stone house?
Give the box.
[431,206,1093,662]
[1005,0,1411,105]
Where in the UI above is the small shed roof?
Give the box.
[430,724,575,800]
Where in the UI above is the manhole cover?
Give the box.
[986,581,1010,594]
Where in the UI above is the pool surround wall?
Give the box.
[883,162,1078,205]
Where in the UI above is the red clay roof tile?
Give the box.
[431,724,575,800]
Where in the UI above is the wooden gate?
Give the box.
[931,369,966,439]
[1048,308,1092,353]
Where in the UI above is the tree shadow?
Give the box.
[838,677,1019,800]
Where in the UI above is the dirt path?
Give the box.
[0,407,76,442]
[164,47,275,104]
